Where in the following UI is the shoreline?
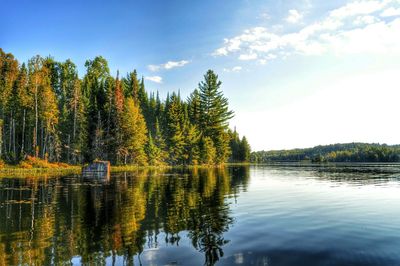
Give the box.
[0,163,251,178]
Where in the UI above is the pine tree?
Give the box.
[187,89,201,125]
[165,93,186,165]
[113,71,125,164]
[123,70,140,102]
[146,132,167,166]
[138,77,149,111]
[239,136,251,162]
[200,136,216,165]
[121,98,148,165]
[153,118,168,164]
[0,49,19,160]
[58,60,87,163]
[0,50,248,166]
[184,123,201,165]
[69,79,87,163]
[27,55,60,159]
[11,63,30,159]
[228,128,240,162]
[198,70,234,164]
[82,56,110,161]
[38,66,60,161]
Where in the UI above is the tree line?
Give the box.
[0,48,250,166]
[251,143,400,163]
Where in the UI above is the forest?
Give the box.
[0,48,251,167]
[251,143,400,163]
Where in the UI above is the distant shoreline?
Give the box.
[251,143,400,163]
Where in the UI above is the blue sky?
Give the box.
[2,0,400,150]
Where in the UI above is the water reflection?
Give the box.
[0,167,250,265]
[255,163,400,185]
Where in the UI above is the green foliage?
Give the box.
[165,93,186,165]
[197,70,234,164]
[251,143,400,163]
[200,136,217,165]
[198,70,234,135]
[0,50,247,166]
[120,98,148,165]
[144,118,168,166]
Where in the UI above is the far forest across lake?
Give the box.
[251,143,400,163]
[0,49,251,168]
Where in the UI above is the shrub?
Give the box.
[19,156,56,168]
[19,161,33,169]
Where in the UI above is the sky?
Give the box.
[1,0,400,151]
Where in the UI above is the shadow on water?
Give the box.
[0,166,250,266]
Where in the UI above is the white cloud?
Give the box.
[353,15,379,25]
[213,0,400,62]
[148,60,189,71]
[164,60,189,69]
[145,76,162,83]
[258,59,267,65]
[381,7,400,17]
[239,53,258,60]
[148,65,161,72]
[286,9,303,23]
[223,66,242,72]
[329,0,387,19]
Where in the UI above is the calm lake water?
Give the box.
[1,164,400,265]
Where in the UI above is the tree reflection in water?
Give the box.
[0,166,249,265]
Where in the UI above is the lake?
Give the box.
[1,164,400,265]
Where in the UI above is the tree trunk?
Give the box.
[0,119,3,158]
[73,102,77,141]
[34,80,38,157]
[12,117,16,157]
[21,109,26,155]
[42,126,47,159]
[67,134,70,164]
[9,112,12,154]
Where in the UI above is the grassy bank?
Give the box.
[0,156,80,177]
[0,160,251,178]
[0,166,82,178]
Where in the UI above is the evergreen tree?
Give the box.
[184,123,201,165]
[38,71,60,161]
[239,136,251,162]
[228,128,240,162]
[120,98,148,165]
[123,70,140,102]
[198,70,234,163]
[200,136,216,165]
[27,55,60,160]
[68,79,87,163]
[58,60,87,163]
[165,93,186,165]
[153,118,168,164]
[82,56,110,161]
[113,71,125,164]
[11,63,30,160]
[146,132,166,166]
[187,89,201,125]
[138,77,149,111]
[0,50,19,160]
[0,50,248,166]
